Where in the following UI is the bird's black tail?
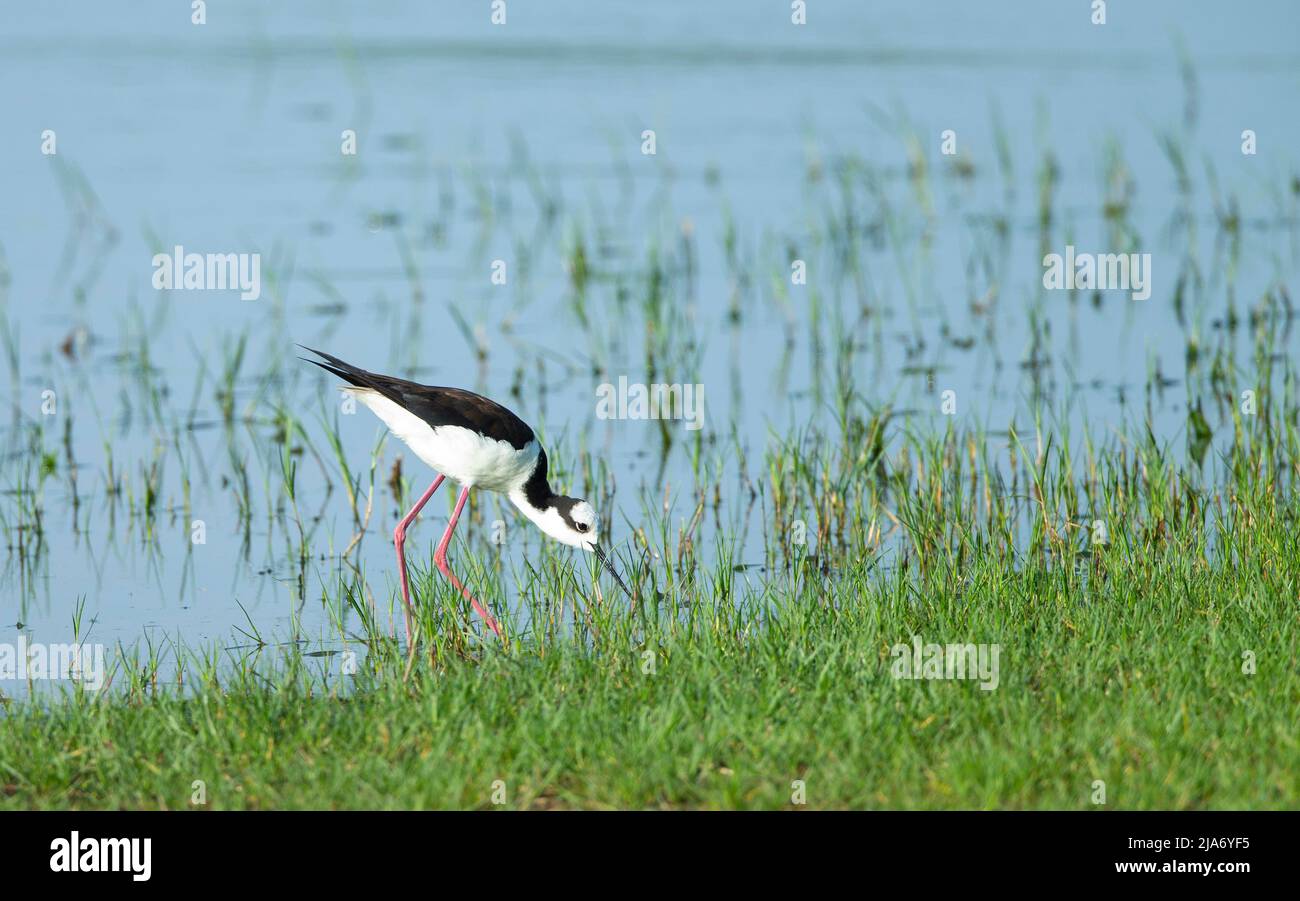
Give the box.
[297,346,403,406]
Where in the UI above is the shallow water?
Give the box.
[2,1,1298,696]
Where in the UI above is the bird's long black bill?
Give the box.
[593,544,634,601]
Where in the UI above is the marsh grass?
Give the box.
[1,538,1294,809]
[2,372,1297,809]
[3,105,1299,809]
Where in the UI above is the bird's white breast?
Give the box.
[347,388,539,493]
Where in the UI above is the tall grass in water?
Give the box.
[3,347,1296,808]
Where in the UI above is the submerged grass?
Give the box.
[2,388,1298,809]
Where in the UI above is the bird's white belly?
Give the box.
[421,428,538,491]
[349,388,538,492]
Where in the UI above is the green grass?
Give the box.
[3,405,1297,809]
[4,101,1299,810]
[1,558,1294,809]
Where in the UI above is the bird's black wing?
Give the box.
[299,346,536,450]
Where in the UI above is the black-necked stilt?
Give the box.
[301,347,630,643]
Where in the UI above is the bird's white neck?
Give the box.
[506,447,590,550]
[508,488,569,545]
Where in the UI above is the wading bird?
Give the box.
[301,347,631,644]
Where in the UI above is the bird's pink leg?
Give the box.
[395,474,445,647]
[434,486,503,638]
